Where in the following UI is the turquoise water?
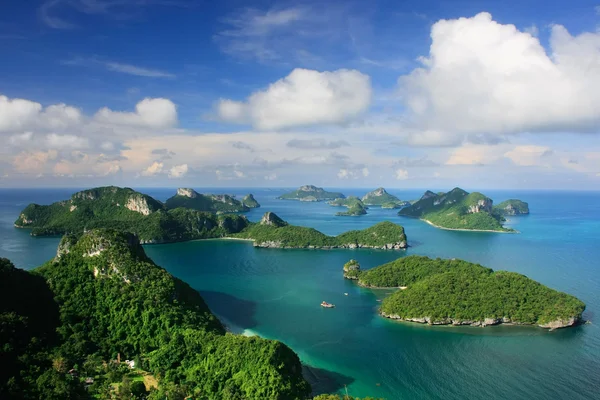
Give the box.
[1,188,599,399]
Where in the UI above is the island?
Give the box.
[241,193,261,208]
[398,187,528,232]
[0,230,310,399]
[361,187,409,207]
[165,187,257,213]
[343,255,585,330]
[14,186,250,243]
[231,212,408,250]
[329,196,368,216]
[494,199,530,216]
[277,185,345,201]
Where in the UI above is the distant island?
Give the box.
[14,186,250,243]
[398,187,528,232]
[0,229,310,399]
[494,199,529,216]
[278,185,345,202]
[343,255,585,330]
[328,188,408,216]
[165,188,260,213]
[329,196,368,216]
[361,187,409,207]
[232,212,407,250]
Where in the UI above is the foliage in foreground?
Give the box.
[1,230,310,399]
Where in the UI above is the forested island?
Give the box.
[329,197,368,216]
[232,212,407,249]
[494,199,530,216]
[0,229,311,399]
[343,255,585,329]
[278,185,345,202]
[14,186,251,243]
[361,188,409,207]
[398,188,528,232]
[165,188,260,213]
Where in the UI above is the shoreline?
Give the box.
[422,219,519,234]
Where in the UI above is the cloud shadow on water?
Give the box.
[200,290,258,329]
[302,364,355,396]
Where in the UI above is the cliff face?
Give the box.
[467,198,493,214]
[125,194,156,216]
[241,194,260,208]
[260,211,287,227]
[379,312,581,331]
[177,188,198,198]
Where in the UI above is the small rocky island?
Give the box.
[398,187,529,232]
[494,199,529,216]
[165,188,259,213]
[329,196,368,216]
[277,185,345,202]
[361,187,409,207]
[343,255,585,330]
[232,212,407,250]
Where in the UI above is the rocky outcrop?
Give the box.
[16,213,33,226]
[55,234,78,259]
[379,312,580,330]
[241,194,260,208]
[259,212,288,227]
[467,198,493,214]
[343,259,361,279]
[126,195,155,216]
[362,187,387,199]
[299,185,320,192]
[177,188,199,198]
[420,190,437,201]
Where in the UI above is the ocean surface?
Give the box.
[1,187,599,399]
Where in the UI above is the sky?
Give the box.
[0,0,599,190]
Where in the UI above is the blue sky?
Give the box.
[0,0,599,189]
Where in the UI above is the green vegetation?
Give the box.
[328,196,364,208]
[336,203,367,216]
[241,194,260,208]
[494,199,530,216]
[351,255,585,328]
[278,185,345,201]
[165,188,251,213]
[1,230,310,399]
[351,256,465,288]
[361,188,406,207]
[398,187,516,232]
[15,186,249,243]
[342,259,361,279]
[232,213,407,249]
[314,395,384,400]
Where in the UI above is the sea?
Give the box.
[1,187,599,400]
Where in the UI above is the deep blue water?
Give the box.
[1,187,599,399]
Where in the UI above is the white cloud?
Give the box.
[264,173,277,180]
[104,62,175,78]
[94,98,177,129]
[46,133,89,149]
[0,95,82,132]
[9,132,33,146]
[395,168,409,180]
[400,12,600,135]
[168,164,188,178]
[218,68,372,130]
[504,145,552,166]
[141,161,163,176]
[338,166,370,179]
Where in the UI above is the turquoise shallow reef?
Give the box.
[2,188,599,399]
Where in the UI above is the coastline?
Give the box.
[422,219,519,234]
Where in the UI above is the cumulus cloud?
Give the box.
[400,12,600,135]
[169,164,188,178]
[46,133,89,149]
[141,161,164,176]
[218,68,372,130]
[94,98,177,129]
[337,166,369,179]
[504,145,553,166]
[395,168,409,180]
[0,95,82,132]
[287,139,349,149]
